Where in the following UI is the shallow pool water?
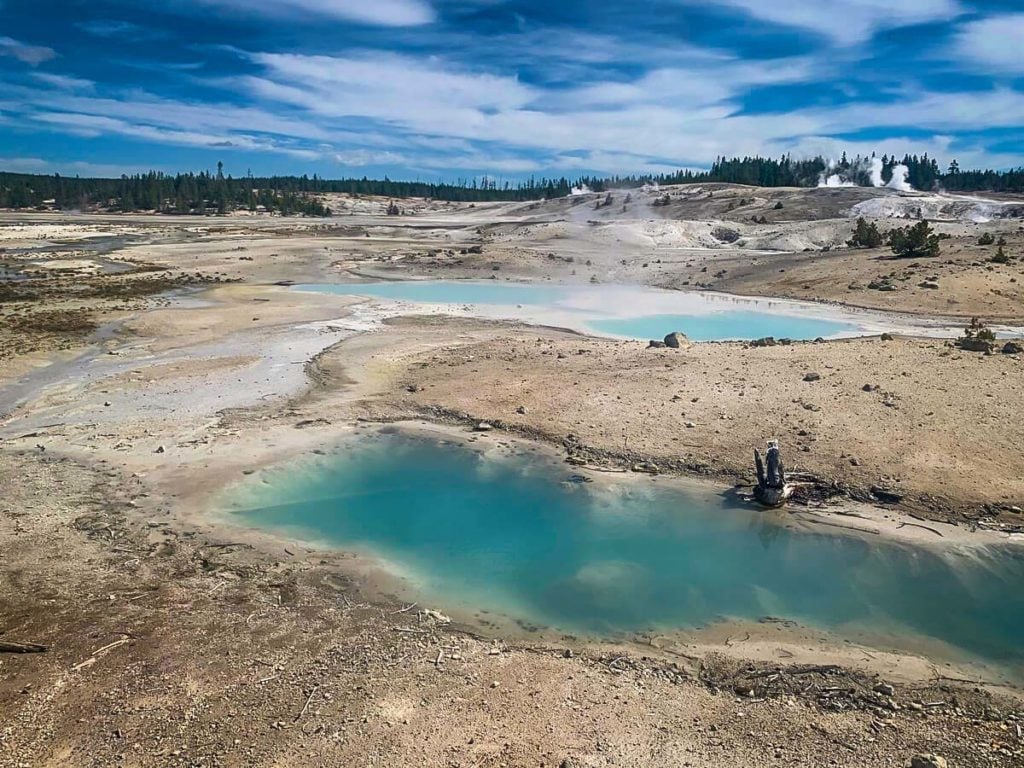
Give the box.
[298,280,864,340]
[228,434,1024,673]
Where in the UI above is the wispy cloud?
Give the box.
[0,1,1020,176]
[191,0,436,26]
[77,19,164,41]
[951,14,1024,75]
[690,0,963,44]
[0,36,57,65]
[31,73,95,91]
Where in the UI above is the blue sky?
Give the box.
[1,0,1022,180]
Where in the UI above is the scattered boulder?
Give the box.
[711,226,740,244]
[803,372,821,382]
[958,336,994,353]
[870,486,903,504]
[473,422,494,432]
[647,340,667,349]
[909,756,947,768]
[154,445,165,454]
[750,337,777,348]
[516,405,527,414]
[918,281,940,289]
[663,331,690,349]
[466,245,484,254]
[1002,341,1023,354]
[880,332,895,341]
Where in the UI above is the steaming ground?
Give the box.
[1,185,1023,766]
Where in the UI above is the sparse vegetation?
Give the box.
[847,217,884,249]
[887,220,941,259]
[978,232,995,246]
[991,246,1009,264]
[957,317,997,352]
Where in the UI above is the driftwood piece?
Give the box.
[897,521,944,537]
[0,641,49,654]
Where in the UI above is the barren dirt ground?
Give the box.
[2,185,1023,767]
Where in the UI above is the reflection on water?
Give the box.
[228,433,1024,674]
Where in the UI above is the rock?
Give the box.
[880,332,895,341]
[711,227,740,243]
[862,383,877,392]
[631,462,660,474]
[647,340,667,348]
[909,755,947,768]
[958,337,993,352]
[873,682,895,696]
[516,406,527,414]
[474,422,494,432]
[489,680,500,688]
[870,486,903,504]
[560,760,576,768]
[562,649,573,658]
[918,281,940,289]
[466,245,483,254]
[750,337,777,348]
[103,401,111,407]
[1001,341,1023,354]
[663,331,690,349]
[803,372,821,382]
[685,421,696,428]
[154,446,165,454]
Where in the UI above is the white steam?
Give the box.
[867,157,884,187]
[570,184,593,196]
[816,156,914,191]
[886,164,913,192]
[819,173,856,188]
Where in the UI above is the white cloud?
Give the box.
[5,20,1021,176]
[0,36,57,65]
[32,73,95,90]
[693,0,962,43]
[0,156,169,177]
[192,0,435,26]
[332,149,409,166]
[951,14,1024,74]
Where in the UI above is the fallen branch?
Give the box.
[295,685,319,722]
[72,636,132,671]
[896,521,944,537]
[0,641,48,654]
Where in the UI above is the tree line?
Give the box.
[1,153,1022,215]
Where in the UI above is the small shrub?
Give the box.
[773,201,784,210]
[978,232,995,246]
[887,220,941,259]
[991,246,1009,264]
[848,217,884,249]
[957,317,997,351]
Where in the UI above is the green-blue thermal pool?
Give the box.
[297,281,868,340]
[226,433,1024,675]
